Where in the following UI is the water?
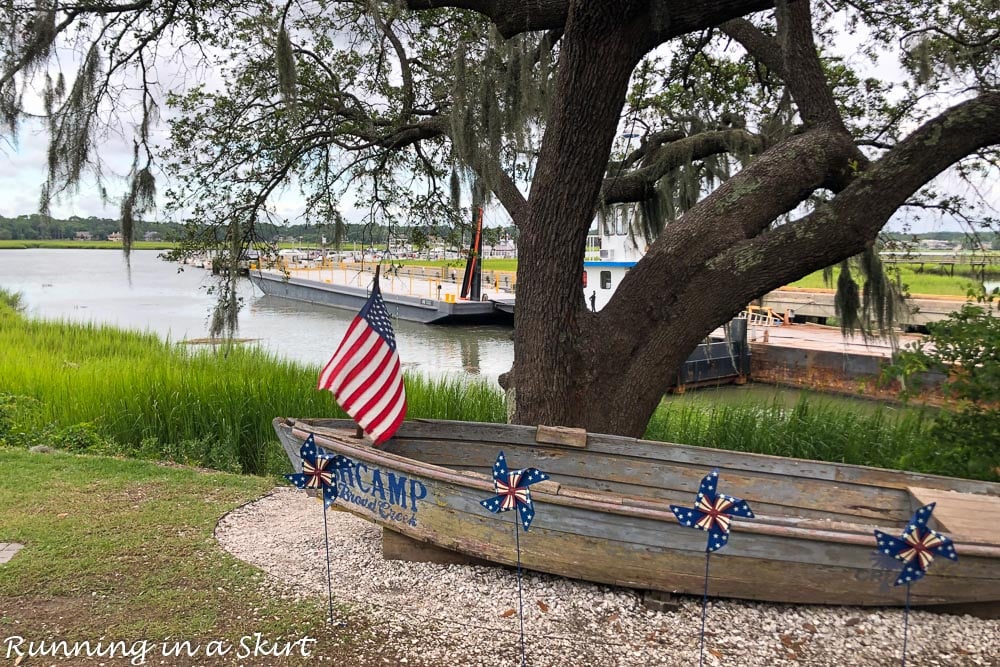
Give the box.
[0,249,514,382]
[0,249,909,413]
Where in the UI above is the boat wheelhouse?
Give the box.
[583,209,646,312]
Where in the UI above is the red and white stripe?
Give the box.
[318,315,407,445]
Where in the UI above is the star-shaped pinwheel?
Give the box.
[874,503,958,586]
[669,469,754,552]
[285,433,352,508]
[479,451,550,531]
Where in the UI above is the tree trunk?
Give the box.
[500,2,1000,439]
[509,4,649,432]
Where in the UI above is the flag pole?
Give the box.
[668,471,753,667]
[901,583,911,666]
[285,436,353,628]
[352,265,382,441]
[477,453,548,667]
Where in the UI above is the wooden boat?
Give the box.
[274,417,1000,616]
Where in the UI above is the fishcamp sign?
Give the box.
[335,457,427,527]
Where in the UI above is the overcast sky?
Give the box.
[1,14,996,234]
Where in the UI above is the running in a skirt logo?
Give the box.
[3,633,317,664]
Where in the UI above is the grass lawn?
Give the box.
[394,258,518,272]
[0,449,390,665]
[789,264,991,297]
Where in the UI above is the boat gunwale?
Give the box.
[301,417,1000,496]
[283,419,1000,558]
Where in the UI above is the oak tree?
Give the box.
[2,0,998,436]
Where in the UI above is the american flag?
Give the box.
[670,469,755,552]
[317,281,407,445]
[874,502,958,585]
[480,451,550,530]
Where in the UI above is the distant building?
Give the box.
[143,231,161,242]
[74,231,92,241]
[919,239,957,251]
[107,232,123,242]
[486,238,517,258]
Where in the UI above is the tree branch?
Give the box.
[602,128,765,204]
[406,0,777,44]
[369,7,415,119]
[774,0,844,129]
[712,91,1000,303]
[591,92,1000,416]
[363,114,528,222]
[404,0,567,38]
[608,125,855,300]
[373,116,448,150]
[719,17,785,76]
[619,128,687,170]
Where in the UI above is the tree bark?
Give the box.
[564,92,1000,437]
[508,3,648,428]
[406,0,777,44]
[602,128,765,204]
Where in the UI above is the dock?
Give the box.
[742,321,944,399]
[761,287,969,327]
[248,264,515,324]
[743,321,925,357]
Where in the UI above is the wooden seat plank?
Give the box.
[908,487,1000,546]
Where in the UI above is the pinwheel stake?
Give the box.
[669,469,754,667]
[286,433,353,625]
[873,503,958,666]
[480,451,550,667]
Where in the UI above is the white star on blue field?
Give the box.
[479,450,550,531]
[669,468,754,553]
[872,503,957,586]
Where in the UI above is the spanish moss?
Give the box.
[276,25,297,104]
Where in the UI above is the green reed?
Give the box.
[2,288,977,479]
[645,395,938,473]
[0,293,504,475]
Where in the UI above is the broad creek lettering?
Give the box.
[336,458,426,527]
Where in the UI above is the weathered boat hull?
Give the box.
[274,418,1000,614]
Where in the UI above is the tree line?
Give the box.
[0,214,181,241]
[0,214,517,249]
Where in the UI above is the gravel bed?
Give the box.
[216,487,999,666]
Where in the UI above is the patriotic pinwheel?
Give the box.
[669,469,755,552]
[480,451,550,530]
[874,503,958,586]
[285,433,352,508]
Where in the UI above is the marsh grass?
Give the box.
[0,286,24,311]
[0,293,504,474]
[404,374,505,422]
[645,395,934,471]
[1,288,982,479]
[790,263,998,297]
